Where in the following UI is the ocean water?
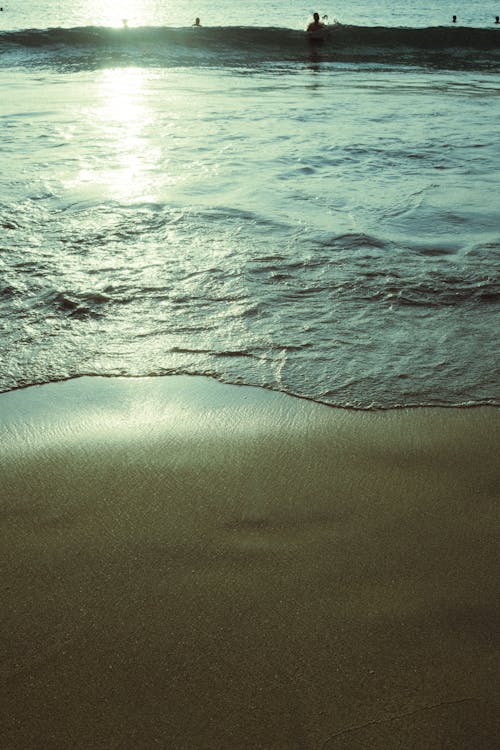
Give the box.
[1,0,499,408]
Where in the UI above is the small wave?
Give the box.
[384,281,500,307]
[45,290,111,319]
[1,24,498,71]
[319,232,388,251]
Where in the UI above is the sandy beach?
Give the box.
[1,375,499,749]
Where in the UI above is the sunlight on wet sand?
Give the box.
[1,376,499,748]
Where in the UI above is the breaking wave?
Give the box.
[1,24,499,71]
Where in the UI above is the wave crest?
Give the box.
[1,24,499,70]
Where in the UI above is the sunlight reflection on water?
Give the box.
[61,68,167,203]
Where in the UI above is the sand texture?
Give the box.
[1,376,499,749]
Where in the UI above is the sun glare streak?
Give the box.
[83,67,159,201]
[98,68,153,200]
[89,0,141,28]
[66,66,185,205]
[100,67,144,122]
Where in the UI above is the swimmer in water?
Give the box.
[307,12,325,34]
[193,17,201,26]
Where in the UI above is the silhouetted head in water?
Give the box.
[307,12,325,33]
[452,15,457,23]
[496,16,500,24]
[194,17,201,26]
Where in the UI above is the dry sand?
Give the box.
[1,375,499,749]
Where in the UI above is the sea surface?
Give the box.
[1,0,499,408]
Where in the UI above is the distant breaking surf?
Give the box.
[1,25,499,71]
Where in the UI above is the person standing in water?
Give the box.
[307,11,327,46]
[307,12,325,34]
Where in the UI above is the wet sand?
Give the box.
[1,376,499,749]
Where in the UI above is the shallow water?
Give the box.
[1,1,499,407]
